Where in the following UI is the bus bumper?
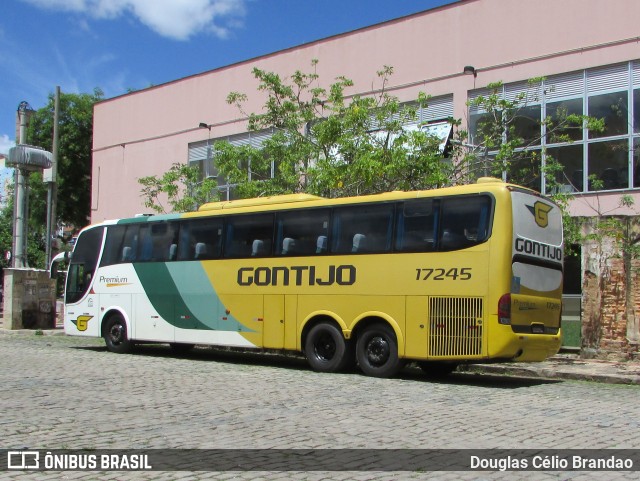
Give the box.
[510,332,562,362]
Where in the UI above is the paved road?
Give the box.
[1,333,639,480]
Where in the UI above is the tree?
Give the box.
[26,89,103,229]
[465,79,603,189]
[464,79,606,252]
[138,162,219,214]
[0,89,102,270]
[215,61,458,199]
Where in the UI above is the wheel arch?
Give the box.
[100,307,132,338]
[351,312,405,357]
[299,311,348,352]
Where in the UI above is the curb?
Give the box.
[461,363,640,385]
[0,327,66,336]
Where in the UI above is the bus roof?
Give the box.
[195,177,515,213]
[198,193,324,211]
[89,177,545,228]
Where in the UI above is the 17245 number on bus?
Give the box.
[415,268,472,281]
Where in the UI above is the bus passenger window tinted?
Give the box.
[224,214,274,258]
[332,204,394,254]
[178,218,223,261]
[137,222,179,262]
[100,224,140,266]
[66,227,104,304]
[395,199,437,252]
[439,196,491,251]
[275,209,330,255]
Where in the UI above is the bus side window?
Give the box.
[178,218,223,261]
[134,221,180,261]
[224,214,274,258]
[101,225,126,266]
[332,204,394,254]
[316,236,327,253]
[122,246,133,262]
[275,209,330,256]
[100,224,140,266]
[438,195,492,251]
[137,225,152,261]
[146,222,179,262]
[395,199,437,252]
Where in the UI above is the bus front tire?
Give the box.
[304,322,352,373]
[103,314,133,354]
[356,323,403,378]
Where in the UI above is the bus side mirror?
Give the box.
[50,251,69,279]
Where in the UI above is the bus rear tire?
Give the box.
[103,314,133,354]
[304,322,352,373]
[356,323,403,378]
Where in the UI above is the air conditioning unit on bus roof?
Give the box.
[476,177,503,184]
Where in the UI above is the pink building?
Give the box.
[92,0,640,357]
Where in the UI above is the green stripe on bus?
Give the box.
[133,262,253,332]
[118,213,182,225]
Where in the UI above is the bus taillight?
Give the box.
[498,293,511,325]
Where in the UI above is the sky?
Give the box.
[0,0,459,158]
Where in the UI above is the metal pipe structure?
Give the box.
[13,102,31,268]
[8,101,52,269]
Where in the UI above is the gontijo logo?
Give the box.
[71,315,93,331]
[526,201,553,228]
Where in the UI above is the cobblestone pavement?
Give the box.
[1,333,639,481]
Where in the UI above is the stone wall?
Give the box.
[581,217,640,360]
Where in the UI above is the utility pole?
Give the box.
[45,87,60,266]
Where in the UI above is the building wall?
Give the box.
[582,218,640,359]
[91,0,640,358]
[92,0,640,221]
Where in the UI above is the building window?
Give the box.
[510,104,542,147]
[588,140,629,190]
[547,144,584,192]
[588,91,628,139]
[547,98,583,143]
[188,129,274,201]
[468,60,640,195]
[634,89,640,134]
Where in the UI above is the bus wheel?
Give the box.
[417,361,458,378]
[103,314,133,354]
[356,323,403,378]
[304,322,351,373]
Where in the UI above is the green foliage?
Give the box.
[143,63,624,265]
[0,195,15,271]
[26,89,103,228]
[138,163,219,213]
[465,79,609,255]
[217,61,457,198]
[0,89,103,270]
[0,177,46,270]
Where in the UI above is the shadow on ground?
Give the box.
[71,342,559,389]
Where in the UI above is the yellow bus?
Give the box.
[59,177,563,377]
